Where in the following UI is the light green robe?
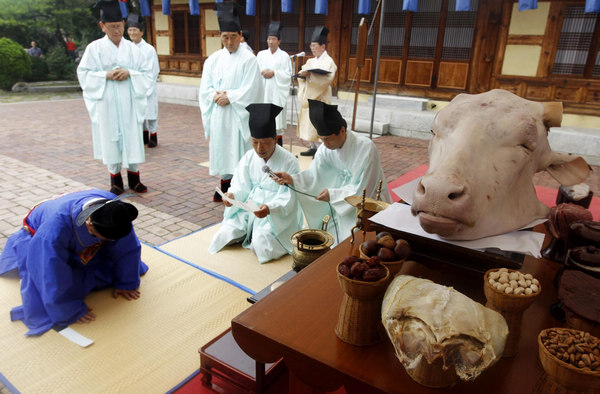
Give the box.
[256,47,292,134]
[198,47,263,177]
[209,145,303,263]
[291,131,392,244]
[77,36,153,167]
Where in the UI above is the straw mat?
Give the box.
[159,224,293,293]
[0,245,250,393]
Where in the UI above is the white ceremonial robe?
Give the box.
[199,47,263,177]
[297,51,337,142]
[256,48,292,134]
[209,145,303,263]
[77,36,153,168]
[291,130,392,244]
[135,39,160,120]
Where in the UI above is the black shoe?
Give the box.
[143,130,149,145]
[148,133,157,148]
[127,171,147,193]
[213,190,223,203]
[300,148,317,156]
[110,173,124,195]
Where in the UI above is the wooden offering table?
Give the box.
[231,227,568,393]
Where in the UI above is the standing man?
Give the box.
[296,26,337,157]
[27,41,43,57]
[199,1,263,202]
[127,13,160,148]
[0,189,147,336]
[240,30,254,54]
[77,0,153,195]
[273,100,392,244]
[256,21,291,147]
[65,37,77,61]
[209,104,303,263]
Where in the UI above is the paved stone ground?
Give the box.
[0,95,598,393]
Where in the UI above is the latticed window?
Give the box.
[280,0,301,54]
[380,1,406,57]
[172,10,200,55]
[553,6,599,77]
[441,0,477,61]
[408,0,441,59]
[350,1,376,57]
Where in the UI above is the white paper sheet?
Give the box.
[215,187,260,212]
[369,203,546,258]
[58,327,94,347]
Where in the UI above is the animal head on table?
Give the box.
[411,89,590,240]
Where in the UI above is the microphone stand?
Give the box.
[288,55,299,153]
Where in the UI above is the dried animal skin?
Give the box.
[382,275,508,381]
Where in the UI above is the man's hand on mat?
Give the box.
[113,288,141,300]
[77,307,96,323]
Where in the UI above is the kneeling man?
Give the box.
[209,103,303,263]
[273,99,392,243]
[0,189,147,336]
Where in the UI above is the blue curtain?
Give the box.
[140,0,151,17]
[189,0,199,15]
[358,0,371,15]
[403,0,418,12]
[282,0,293,13]
[246,0,256,15]
[586,0,600,12]
[518,0,537,11]
[315,0,328,15]
[455,0,470,11]
[162,0,170,15]
[119,0,128,18]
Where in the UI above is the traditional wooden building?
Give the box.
[146,0,600,117]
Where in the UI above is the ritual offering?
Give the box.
[411,89,590,241]
[556,183,594,209]
[359,231,411,277]
[335,257,390,346]
[558,269,600,338]
[538,328,600,391]
[382,275,508,388]
[290,217,334,272]
[484,268,541,357]
[543,203,594,262]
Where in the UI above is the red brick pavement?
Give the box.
[0,99,598,233]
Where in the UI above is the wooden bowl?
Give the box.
[483,268,541,357]
[538,328,600,391]
[359,244,405,278]
[335,263,390,346]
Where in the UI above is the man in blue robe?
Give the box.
[0,189,147,336]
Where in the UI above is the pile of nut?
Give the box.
[541,328,600,372]
[361,232,411,262]
[487,268,540,295]
[338,255,387,282]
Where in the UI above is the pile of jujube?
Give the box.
[361,232,411,262]
[338,255,387,282]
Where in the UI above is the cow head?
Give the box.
[411,89,590,240]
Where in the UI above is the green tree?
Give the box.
[0,37,31,90]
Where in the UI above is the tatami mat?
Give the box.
[0,245,250,393]
[158,224,293,294]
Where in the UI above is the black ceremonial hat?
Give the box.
[308,99,346,136]
[126,12,142,30]
[214,1,242,33]
[267,21,282,39]
[95,0,124,23]
[246,103,283,139]
[311,26,329,45]
[89,200,138,240]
